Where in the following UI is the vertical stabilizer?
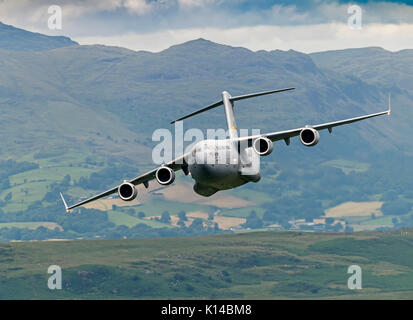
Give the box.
[222,91,238,139]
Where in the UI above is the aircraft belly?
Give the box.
[189,163,246,190]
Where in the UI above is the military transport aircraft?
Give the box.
[60,88,391,212]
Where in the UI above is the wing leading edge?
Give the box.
[61,99,391,212]
[60,153,189,212]
[237,107,391,147]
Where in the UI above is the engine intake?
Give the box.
[118,182,137,201]
[253,137,274,156]
[300,127,320,146]
[156,166,175,185]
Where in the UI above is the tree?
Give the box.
[62,174,71,186]
[263,210,277,222]
[189,218,204,231]
[44,191,58,202]
[249,210,257,218]
[382,190,398,201]
[344,226,354,233]
[244,211,263,229]
[4,192,12,202]
[1,179,10,190]
[161,211,171,224]
[138,211,146,219]
[178,211,187,221]
[381,200,412,216]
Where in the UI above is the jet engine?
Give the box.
[253,137,274,156]
[156,166,175,185]
[300,127,320,146]
[118,182,137,201]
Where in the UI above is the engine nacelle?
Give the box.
[300,127,320,146]
[252,137,274,156]
[156,166,175,185]
[118,182,137,201]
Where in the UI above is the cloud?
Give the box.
[271,4,309,23]
[2,1,413,31]
[74,23,413,53]
[178,0,216,9]
[0,0,413,53]
[0,0,154,26]
[123,0,155,14]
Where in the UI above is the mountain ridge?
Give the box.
[0,31,400,160]
[0,21,78,51]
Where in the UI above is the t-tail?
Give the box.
[170,87,295,139]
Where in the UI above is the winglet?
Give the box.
[387,93,392,115]
[60,192,70,213]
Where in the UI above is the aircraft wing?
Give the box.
[237,108,391,146]
[60,153,189,212]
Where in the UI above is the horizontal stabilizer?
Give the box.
[170,87,295,124]
[230,87,295,102]
[171,100,223,124]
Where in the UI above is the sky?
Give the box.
[0,0,412,53]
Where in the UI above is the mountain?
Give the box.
[0,24,412,239]
[0,21,78,51]
[311,47,413,155]
[311,47,413,93]
[0,38,397,161]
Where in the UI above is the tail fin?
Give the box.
[170,87,295,124]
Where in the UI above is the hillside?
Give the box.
[311,47,413,93]
[0,38,398,161]
[1,230,413,299]
[311,47,413,153]
[0,23,412,240]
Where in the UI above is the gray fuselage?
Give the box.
[185,139,261,196]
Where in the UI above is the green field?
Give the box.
[321,160,370,175]
[0,222,61,230]
[1,229,413,299]
[107,211,170,229]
